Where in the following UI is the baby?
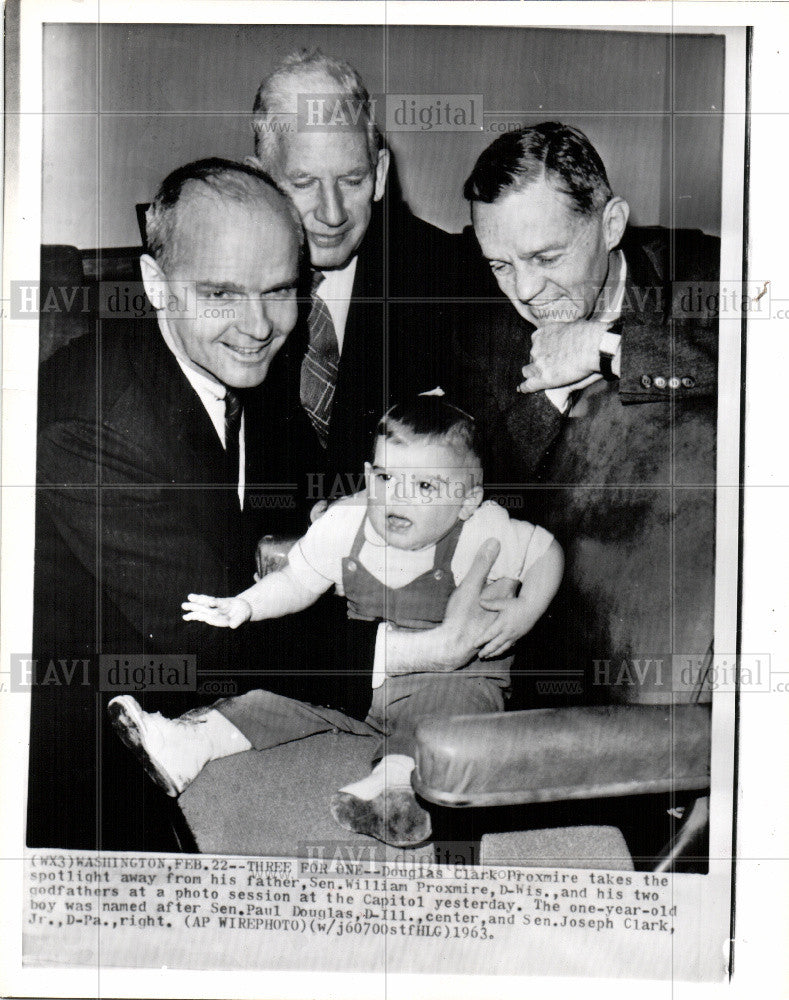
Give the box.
[179,396,563,846]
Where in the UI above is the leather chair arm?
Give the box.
[413,704,711,808]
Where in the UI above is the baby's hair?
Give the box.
[376,396,483,484]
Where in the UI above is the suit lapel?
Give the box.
[481,305,566,479]
[619,228,667,327]
[350,198,384,302]
[126,318,227,486]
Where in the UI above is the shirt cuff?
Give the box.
[600,330,622,378]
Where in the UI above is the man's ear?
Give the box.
[460,483,485,521]
[373,148,390,202]
[602,196,629,251]
[139,253,168,311]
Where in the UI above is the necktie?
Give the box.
[533,389,582,483]
[300,271,339,449]
[224,387,243,496]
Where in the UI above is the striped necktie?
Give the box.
[224,387,243,499]
[300,271,339,449]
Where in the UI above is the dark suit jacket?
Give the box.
[288,197,484,492]
[29,318,322,848]
[446,226,719,706]
[448,225,720,484]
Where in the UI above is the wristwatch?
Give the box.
[599,324,622,382]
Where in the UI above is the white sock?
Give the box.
[338,754,415,801]
[202,710,252,759]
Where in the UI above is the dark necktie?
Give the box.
[300,271,339,449]
[533,388,582,483]
[224,387,243,499]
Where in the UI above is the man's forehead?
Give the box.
[170,190,297,272]
[270,68,341,110]
[175,187,289,244]
[179,182,281,220]
[473,179,582,251]
[277,127,371,173]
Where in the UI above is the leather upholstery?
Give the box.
[413,704,710,808]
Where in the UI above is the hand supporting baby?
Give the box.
[182,594,253,629]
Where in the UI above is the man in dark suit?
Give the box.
[364,124,716,867]
[225,49,481,724]
[28,158,320,850]
[452,122,717,716]
[373,125,717,696]
[247,49,478,490]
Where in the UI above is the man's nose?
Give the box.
[315,182,348,228]
[237,297,273,340]
[513,263,544,303]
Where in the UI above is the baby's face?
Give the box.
[365,436,482,551]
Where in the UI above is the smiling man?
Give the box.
[466,123,717,417]
[455,123,719,720]
[248,49,473,482]
[28,159,320,851]
[140,161,302,389]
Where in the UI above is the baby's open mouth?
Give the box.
[386,514,412,530]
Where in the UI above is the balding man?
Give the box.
[29,159,319,850]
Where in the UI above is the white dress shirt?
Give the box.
[158,315,246,508]
[316,255,358,355]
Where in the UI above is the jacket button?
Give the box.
[347,559,357,572]
[434,569,444,580]
[654,375,667,389]
[640,375,652,388]
[668,376,681,389]
[682,376,696,388]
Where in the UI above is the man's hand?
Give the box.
[431,539,518,669]
[518,320,607,393]
[182,594,252,629]
[434,538,501,665]
[255,534,298,580]
[378,540,518,676]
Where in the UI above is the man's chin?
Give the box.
[219,356,277,390]
[308,237,358,272]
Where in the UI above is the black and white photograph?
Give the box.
[1,1,786,996]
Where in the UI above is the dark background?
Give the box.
[42,24,724,248]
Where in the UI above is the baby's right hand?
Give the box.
[181,594,252,629]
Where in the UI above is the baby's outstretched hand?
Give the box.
[182,594,252,629]
[476,595,528,660]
